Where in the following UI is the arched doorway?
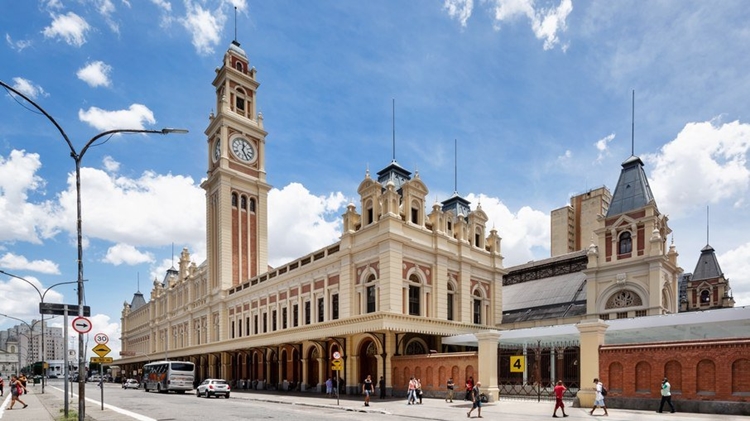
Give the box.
[280,349,288,383]
[307,346,320,389]
[269,350,279,387]
[358,339,378,384]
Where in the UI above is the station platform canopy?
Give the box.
[442,306,750,347]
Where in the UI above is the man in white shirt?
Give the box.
[658,377,676,413]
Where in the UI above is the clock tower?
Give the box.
[202,40,270,290]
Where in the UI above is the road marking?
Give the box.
[49,386,157,421]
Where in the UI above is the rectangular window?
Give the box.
[408,285,420,316]
[231,321,235,339]
[600,313,610,320]
[367,285,376,313]
[263,313,268,333]
[318,297,325,323]
[332,294,339,320]
[282,307,288,329]
[272,310,277,331]
[447,294,454,321]
[246,317,250,336]
[617,311,628,319]
[473,299,481,324]
[238,319,242,337]
[635,310,647,318]
[305,301,311,325]
[254,315,259,334]
[293,304,299,327]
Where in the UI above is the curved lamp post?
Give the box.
[0,269,80,393]
[1,80,188,421]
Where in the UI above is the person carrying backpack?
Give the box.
[590,378,609,416]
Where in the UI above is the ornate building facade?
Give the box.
[119,40,505,393]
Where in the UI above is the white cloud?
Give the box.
[719,243,750,307]
[77,61,113,88]
[485,0,572,50]
[150,0,172,12]
[267,183,347,267]
[181,1,225,55]
[0,275,65,326]
[5,34,32,51]
[444,0,474,27]
[467,193,550,266]
[85,313,122,358]
[557,149,572,161]
[0,253,61,274]
[646,119,750,218]
[42,12,91,47]
[102,156,121,173]
[11,77,47,99]
[103,244,154,266]
[595,133,615,162]
[78,104,156,131]
[0,150,59,243]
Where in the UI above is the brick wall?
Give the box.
[599,338,750,404]
[391,352,477,398]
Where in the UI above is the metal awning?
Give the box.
[442,306,750,347]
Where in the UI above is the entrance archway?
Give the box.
[307,346,320,389]
[358,339,378,383]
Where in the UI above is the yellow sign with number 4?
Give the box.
[510,356,525,373]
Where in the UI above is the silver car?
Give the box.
[196,379,230,398]
[122,379,140,389]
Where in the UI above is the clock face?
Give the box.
[212,140,221,163]
[231,137,255,162]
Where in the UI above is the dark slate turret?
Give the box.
[692,244,723,281]
[606,155,656,217]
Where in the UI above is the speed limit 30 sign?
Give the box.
[94,332,109,345]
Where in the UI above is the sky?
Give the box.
[1,0,749,359]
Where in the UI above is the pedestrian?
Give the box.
[466,380,482,418]
[325,377,333,397]
[416,378,423,404]
[590,378,608,416]
[8,375,28,410]
[658,377,676,413]
[445,377,454,403]
[552,380,569,418]
[465,376,474,400]
[362,374,373,406]
[0,375,4,397]
[19,373,27,393]
[379,375,386,399]
[407,376,417,404]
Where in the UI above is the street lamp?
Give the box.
[1,80,188,421]
[0,269,79,393]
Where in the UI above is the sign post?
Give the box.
[92,338,110,410]
[331,351,342,405]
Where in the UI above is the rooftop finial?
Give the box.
[631,90,635,156]
[454,138,458,195]
[234,6,238,43]
[392,98,396,162]
[706,205,710,245]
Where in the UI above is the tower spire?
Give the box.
[631,90,635,156]
[392,98,396,162]
[454,139,458,195]
[707,205,710,245]
[234,6,238,43]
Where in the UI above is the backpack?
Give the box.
[601,384,608,396]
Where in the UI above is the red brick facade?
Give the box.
[391,352,477,397]
[599,338,750,401]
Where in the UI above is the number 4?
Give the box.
[513,358,522,370]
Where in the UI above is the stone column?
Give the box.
[301,358,309,391]
[476,330,501,402]
[576,319,609,408]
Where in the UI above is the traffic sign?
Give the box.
[92,344,111,358]
[40,302,91,316]
[94,333,109,345]
[72,316,92,334]
[333,351,341,359]
[90,357,114,364]
[331,358,343,371]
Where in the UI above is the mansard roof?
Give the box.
[130,291,147,311]
[692,244,724,281]
[605,155,656,218]
[376,160,411,191]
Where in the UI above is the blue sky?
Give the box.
[1,0,749,357]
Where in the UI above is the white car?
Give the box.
[122,379,140,389]
[196,379,230,398]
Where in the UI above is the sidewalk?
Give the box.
[7,386,748,421]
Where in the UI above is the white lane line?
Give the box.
[0,393,11,418]
[48,386,157,421]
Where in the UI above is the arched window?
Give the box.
[231,193,238,207]
[249,198,256,212]
[473,289,483,325]
[618,231,632,255]
[700,290,711,304]
[447,283,455,321]
[366,274,377,313]
[235,87,246,112]
[240,196,247,210]
[235,62,244,72]
[404,339,426,355]
[408,274,421,316]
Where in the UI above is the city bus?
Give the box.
[142,360,195,393]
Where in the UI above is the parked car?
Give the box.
[122,379,140,389]
[196,379,230,398]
